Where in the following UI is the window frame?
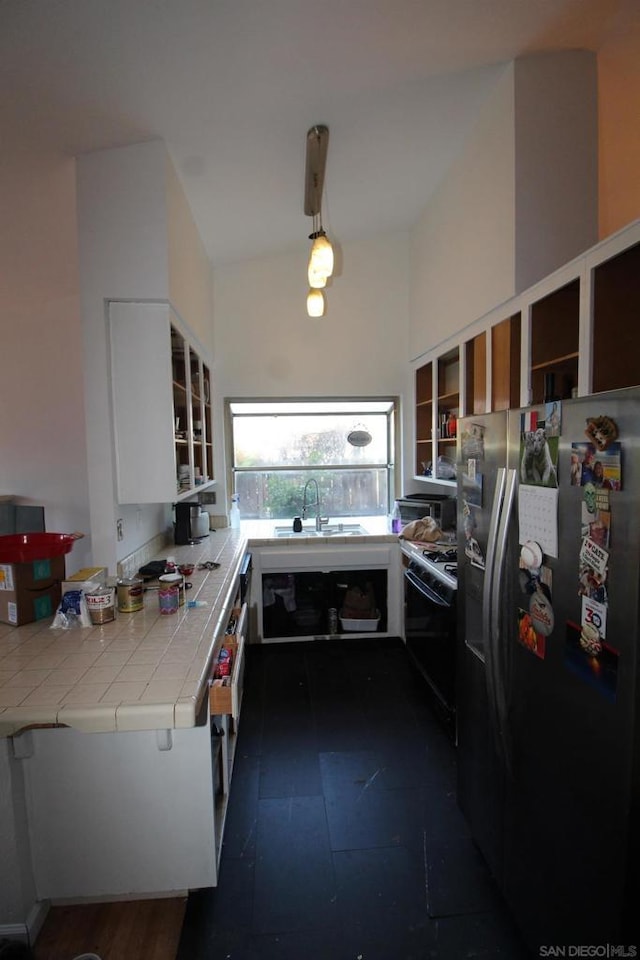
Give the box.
[224,396,400,518]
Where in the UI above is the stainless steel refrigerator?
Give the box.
[456,386,640,954]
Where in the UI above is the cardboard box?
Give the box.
[0,554,66,627]
[61,566,108,597]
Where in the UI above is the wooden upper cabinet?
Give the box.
[592,241,640,395]
[415,361,433,477]
[491,314,521,412]
[530,279,579,404]
[465,331,487,416]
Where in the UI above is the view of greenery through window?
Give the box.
[228,400,396,520]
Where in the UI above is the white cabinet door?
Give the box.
[22,723,217,899]
[109,301,176,504]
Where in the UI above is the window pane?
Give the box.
[233,413,388,467]
[234,469,389,520]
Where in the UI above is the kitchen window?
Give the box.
[226,398,397,520]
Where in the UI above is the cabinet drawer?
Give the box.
[209,603,247,720]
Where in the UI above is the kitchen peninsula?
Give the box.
[0,520,398,903]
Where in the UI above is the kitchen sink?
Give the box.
[273,524,368,538]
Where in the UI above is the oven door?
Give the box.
[404,562,456,736]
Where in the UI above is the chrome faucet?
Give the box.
[302,478,329,531]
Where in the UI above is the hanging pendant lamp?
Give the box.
[304,124,335,315]
[309,231,334,279]
[307,288,325,317]
[308,259,327,289]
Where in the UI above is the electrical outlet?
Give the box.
[116,518,124,541]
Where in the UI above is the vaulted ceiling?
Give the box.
[1,0,625,265]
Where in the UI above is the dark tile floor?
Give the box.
[177,638,530,960]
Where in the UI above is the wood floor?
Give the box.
[33,898,186,960]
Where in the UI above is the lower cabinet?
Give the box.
[20,715,219,899]
[18,602,248,901]
[252,543,402,642]
[262,569,389,639]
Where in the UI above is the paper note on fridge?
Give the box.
[579,537,609,578]
[518,485,558,558]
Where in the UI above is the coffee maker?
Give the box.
[174,503,209,544]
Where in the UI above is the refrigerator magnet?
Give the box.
[544,400,561,437]
[579,536,609,579]
[581,595,608,644]
[585,415,618,451]
[529,584,554,636]
[520,540,543,571]
[517,608,546,659]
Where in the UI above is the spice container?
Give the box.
[158,576,179,615]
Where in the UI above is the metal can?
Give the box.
[159,572,184,606]
[158,577,179,615]
[85,587,116,625]
[117,577,144,613]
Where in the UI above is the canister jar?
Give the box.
[160,572,184,606]
[117,577,144,613]
[85,587,116,625]
[158,576,179,615]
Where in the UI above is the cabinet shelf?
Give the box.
[531,351,578,372]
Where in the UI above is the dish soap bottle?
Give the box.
[390,500,403,534]
[230,495,241,530]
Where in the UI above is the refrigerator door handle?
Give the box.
[482,467,506,658]
[490,467,517,773]
[482,467,506,760]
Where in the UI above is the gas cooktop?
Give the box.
[402,540,458,589]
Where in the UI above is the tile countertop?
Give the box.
[0,516,397,737]
[0,527,247,737]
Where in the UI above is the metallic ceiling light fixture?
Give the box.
[304,124,334,317]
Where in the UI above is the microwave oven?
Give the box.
[396,493,457,532]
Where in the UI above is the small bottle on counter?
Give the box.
[390,500,403,534]
[230,495,241,530]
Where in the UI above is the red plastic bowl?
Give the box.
[0,533,81,564]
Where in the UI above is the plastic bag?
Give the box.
[51,587,92,629]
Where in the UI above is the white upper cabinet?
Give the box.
[110,302,214,505]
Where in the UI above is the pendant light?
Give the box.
[309,228,334,279]
[304,125,335,317]
[306,288,325,317]
[308,260,327,289]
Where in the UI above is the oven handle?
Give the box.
[404,568,451,607]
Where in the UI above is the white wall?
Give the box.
[408,53,599,365]
[0,148,93,571]
[0,147,89,930]
[214,232,409,396]
[76,140,216,571]
[408,64,516,361]
[514,51,598,291]
[166,156,214,358]
[212,231,410,501]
